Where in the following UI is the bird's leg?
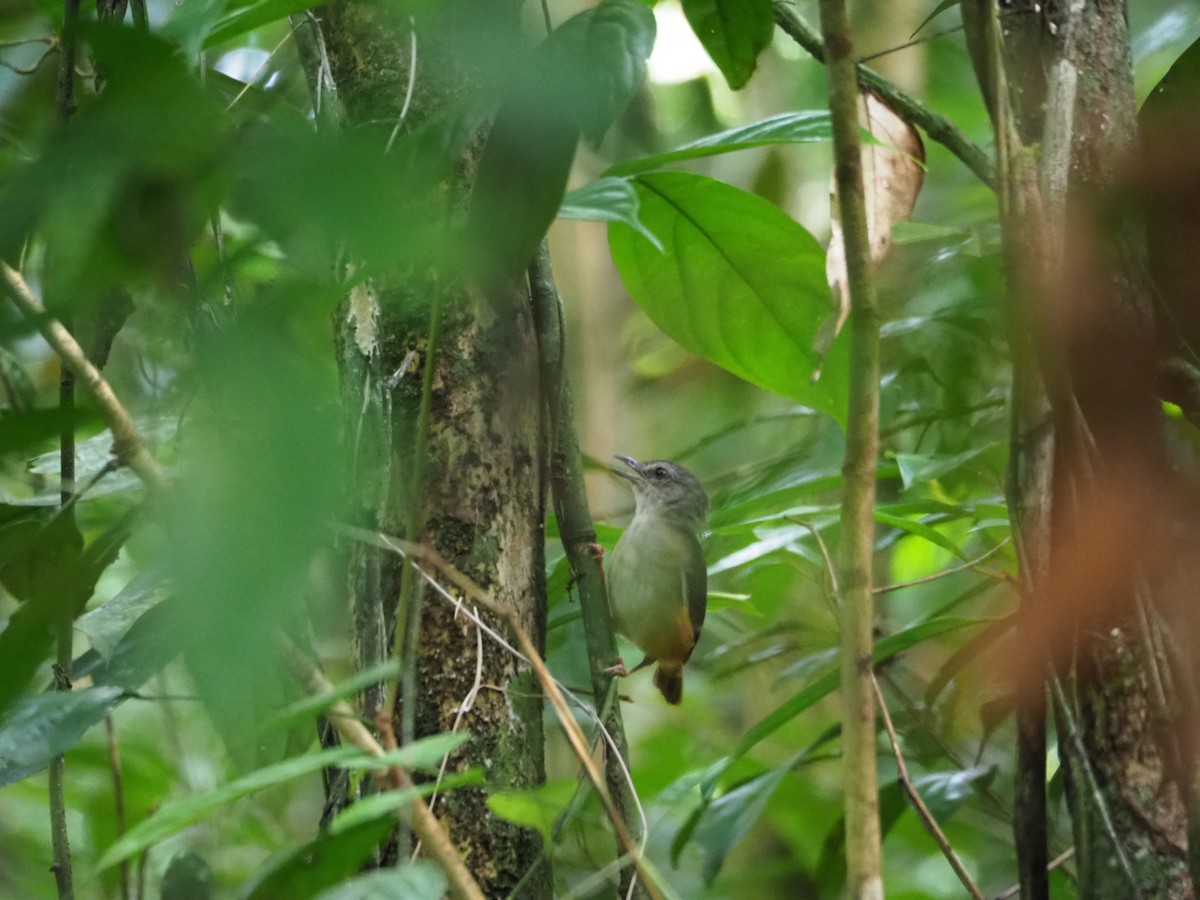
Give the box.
[603,655,654,678]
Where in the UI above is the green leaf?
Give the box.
[76,567,168,661]
[874,510,969,562]
[485,778,577,844]
[329,768,481,834]
[911,0,960,38]
[608,111,836,176]
[90,594,186,692]
[682,0,773,89]
[241,818,396,900]
[558,177,662,251]
[161,850,214,900]
[313,864,447,900]
[608,172,848,424]
[890,221,972,245]
[705,591,762,617]
[471,0,655,275]
[892,445,997,490]
[912,765,996,821]
[0,687,124,787]
[690,751,799,883]
[159,0,230,59]
[701,617,990,797]
[94,735,468,873]
[255,659,403,735]
[204,0,321,49]
[546,0,657,143]
[0,407,97,459]
[0,505,84,607]
[0,603,54,721]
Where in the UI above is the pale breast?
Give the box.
[609,521,698,664]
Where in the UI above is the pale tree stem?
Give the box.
[816,0,884,896]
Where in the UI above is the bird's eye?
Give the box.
[653,466,668,479]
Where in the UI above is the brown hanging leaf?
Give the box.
[816,89,926,371]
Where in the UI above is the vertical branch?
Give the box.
[965,3,1053,896]
[528,242,643,897]
[816,1,883,896]
[50,0,80,894]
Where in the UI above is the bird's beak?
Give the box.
[611,455,643,481]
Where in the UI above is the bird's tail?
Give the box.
[654,662,684,705]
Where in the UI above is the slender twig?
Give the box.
[773,0,995,189]
[856,21,968,64]
[873,676,986,899]
[282,643,486,900]
[49,4,80,892]
[872,538,1012,595]
[817,0,883,893]
[224,22,304,111]
[105,717,130,900]
[48,645,74,900]
[787,517,840,618]
[341,527,658,899]
[417,543,655,897]
[1,263,169,491]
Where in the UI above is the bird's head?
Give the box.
[612,455,709,532]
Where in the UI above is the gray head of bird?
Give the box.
[612,455,709,532]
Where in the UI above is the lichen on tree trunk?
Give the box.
[303,3,551,895]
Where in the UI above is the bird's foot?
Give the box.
[603,657,629,678]
[585,542,605,563]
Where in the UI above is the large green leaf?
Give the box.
[608,172,848,424]
[0,687,125,787]
[682,0,773,89]
[608,111,836,175]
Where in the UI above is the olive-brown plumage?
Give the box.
[606,455,708,704]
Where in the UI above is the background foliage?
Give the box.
[0,0,1197,897]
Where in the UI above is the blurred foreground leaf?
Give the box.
[96,734,467,873]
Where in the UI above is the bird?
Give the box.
[604,455,708,704]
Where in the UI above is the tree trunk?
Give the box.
[301,4,550,895]
[993,2,1192,895]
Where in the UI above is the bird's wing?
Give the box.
[683,533,707,642]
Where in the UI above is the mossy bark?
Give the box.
[304,3,550,895]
